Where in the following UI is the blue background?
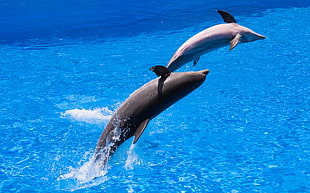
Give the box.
[0,0,309,192]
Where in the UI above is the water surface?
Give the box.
[0,1,309,192]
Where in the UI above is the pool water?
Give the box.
[1,1,309,192]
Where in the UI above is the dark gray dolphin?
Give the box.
[167,10,266,71]
[94,66,209,168]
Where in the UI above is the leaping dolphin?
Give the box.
[167,10,266,71]
[94,66,209,168]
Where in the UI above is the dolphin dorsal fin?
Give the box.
[218,10,237,23]
[133,118,150,144]
[150,65,171,77]
[229,34,241,50]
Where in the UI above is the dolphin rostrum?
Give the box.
[166,10,266,71]
[94,66,209,168]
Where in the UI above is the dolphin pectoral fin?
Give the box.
[229,34,241,50]
[133,118,150,144]
[218,10,237,23]
[193,57,200,66]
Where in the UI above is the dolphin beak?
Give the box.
[258,33,266,39]
[199,69,209,75]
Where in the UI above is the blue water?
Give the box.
[1,0,309,192]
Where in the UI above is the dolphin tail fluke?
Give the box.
[218,10,237,23]
[150,65,171,77]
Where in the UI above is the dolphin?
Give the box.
[166,10,266,71]
[94,66,209,168]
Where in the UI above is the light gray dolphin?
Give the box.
[167,10,266,71]
[94,66,209,168]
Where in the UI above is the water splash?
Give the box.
[58,107,142,190]
[57,135,142,191]
[58,115,124,190]
[124,143,140,170]
[58,155,109,191]
[62,107,113,124]
[58,106,115,191]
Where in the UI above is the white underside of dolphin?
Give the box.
[166,10,266,72]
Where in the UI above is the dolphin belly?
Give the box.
[167,38,230,71]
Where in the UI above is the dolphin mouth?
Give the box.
[199,69,209,75]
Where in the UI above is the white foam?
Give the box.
[60,158,106,182]
[124,143,141,170]
[58,141,142,191]
[58,156,109,191]
[62,107,113,124]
